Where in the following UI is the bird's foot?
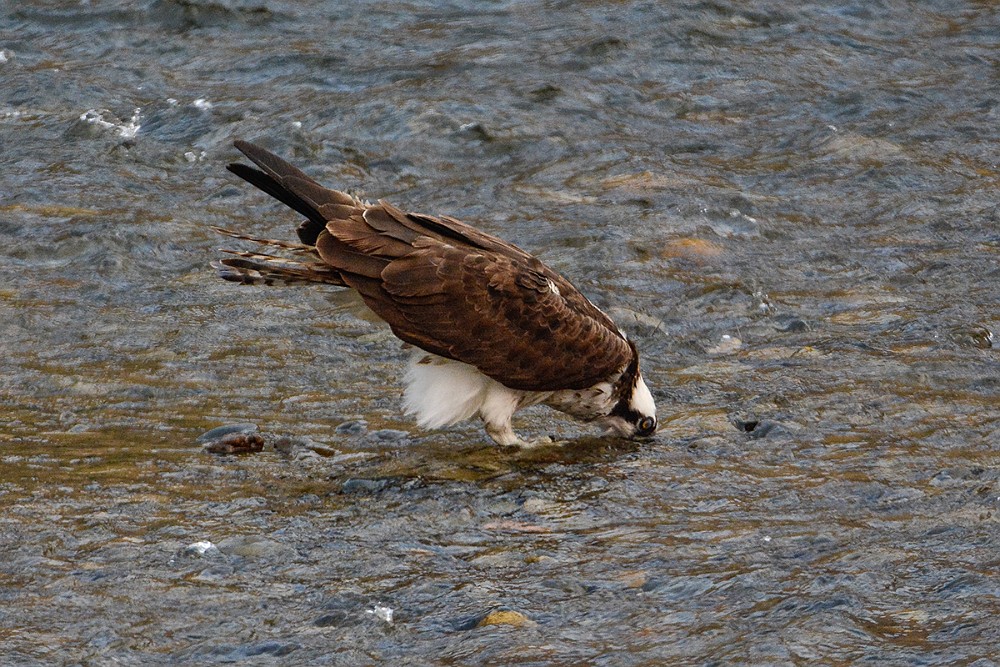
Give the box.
[487,429,567,449]
[486,423,563,449]
[515,435,556,449]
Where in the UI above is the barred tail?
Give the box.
[211,226,346,287]
[211,253,346,287]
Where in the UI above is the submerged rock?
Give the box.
[182,541,220,557]
[202,431,265,454]
[706,334,742,355]
[335,420,368,436]
[476,609,533,628]
[196,423,258,443]
[216,535,296,560]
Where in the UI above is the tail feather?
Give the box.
[213,251,346,287]
[211,226,315,253]
[211,220,347,287]
[230,141,362,245]
[226,163,323,234]
[234,139,317,185]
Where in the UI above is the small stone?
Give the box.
[528,84,561,102]
[314,611,350,628]
[340,478,390,495]
[660,237,725,260]
[459,122,493,141]
[216,535,295,560]
[606,306,664,330]
[706,334,742,355]
[732,418,789,439]
[237,641,299,658]
[183,541,219,557]
[476,609,532,628]
[746,420,780,439]
[774,316,810,333]
[732,417,760,433]
[335,420,368,435]
[616,570,649,589]
[365,429,411,443]
[203,432,265,454]
[481,520,550,534]
[304,441,338,457]
[196,423,258,443]
[271,437,299,455]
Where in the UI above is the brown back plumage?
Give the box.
[216,140,634,392]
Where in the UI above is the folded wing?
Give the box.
[219,141,634,392]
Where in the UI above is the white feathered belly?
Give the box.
[402,351,550,428]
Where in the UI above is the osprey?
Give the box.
[213,140,656,447]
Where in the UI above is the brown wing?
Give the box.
[225,140,634,391]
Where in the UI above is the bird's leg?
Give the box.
[483,418,554,449]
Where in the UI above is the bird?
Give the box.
[212,140,657,447]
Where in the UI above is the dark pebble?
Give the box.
[732,417,760,433]
[365,429,410,442]
[314,611,351,628]
[746,420,785,439]
[340,478,390,494]
[731,417,787,439]
[775,317,810,333]
[336,420,368,435]
[460,121,493,141]
[196,423,258,443]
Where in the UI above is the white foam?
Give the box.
[80,107,141,139]
[367,604,393,624]
[184,541,218,556]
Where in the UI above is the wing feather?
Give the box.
[373,239,633,391]
[315,230,387,280]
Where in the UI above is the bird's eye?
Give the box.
[636,416,656,436]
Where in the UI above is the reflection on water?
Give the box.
[1,0,998,663]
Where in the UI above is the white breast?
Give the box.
[402,351,548,429]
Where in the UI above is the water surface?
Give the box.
[1,1,998,664]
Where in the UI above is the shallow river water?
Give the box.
[1,1,998,664]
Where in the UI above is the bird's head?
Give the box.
[601,346,657,438]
